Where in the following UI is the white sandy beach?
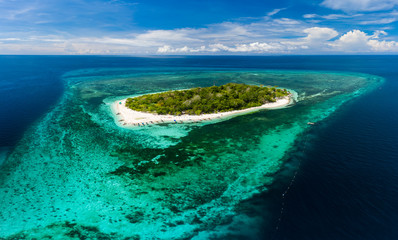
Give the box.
[111,95,292,127]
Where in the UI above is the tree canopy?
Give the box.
[126,83,289,115]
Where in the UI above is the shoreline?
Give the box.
[111,95,293,127]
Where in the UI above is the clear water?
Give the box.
[0,59,384,239]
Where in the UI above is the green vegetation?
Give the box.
[126,83,289,115]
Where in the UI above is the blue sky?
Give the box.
[0,0,398,54]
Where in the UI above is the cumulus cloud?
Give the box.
[330,30,370,51]
[157,42,297,54]
[155,27,398,54]
[303,27,339,41]
[157,45,206,53]
[156,27,337,54]
[158,45,291,54]
[321,0,398,12]
[330,29,398,52]
[210,42,290,53]
[280,27,338,51]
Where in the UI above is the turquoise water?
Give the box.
[0,68,383,239]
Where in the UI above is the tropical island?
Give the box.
[112,83,292,126]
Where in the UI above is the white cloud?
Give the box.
[1,6,36,20]
[134,29,201,43]
[157,45,205,53]
[321,0,398,12]
[85,29,202,49]
[330,30,370,51]
[280,27,338,51]
[368,39,398,51]
[360,18,397,25]
[156,42,292,54]
[372,30,388,38]
[303,10,398,29]
[303,13,363,20]
[330,29,398,52]
[156,27,337,54]
[156,27,398,54]
[303,14,318,19]
[1,9,398,55]
[267,8,286,17]
[272,18,301,25]
[217,42,287,52]
[0,38,22,41]
[303,27,339,41]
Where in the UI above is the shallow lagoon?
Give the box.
[0,68,383,239]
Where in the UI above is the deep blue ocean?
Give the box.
[1,55,398,239]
